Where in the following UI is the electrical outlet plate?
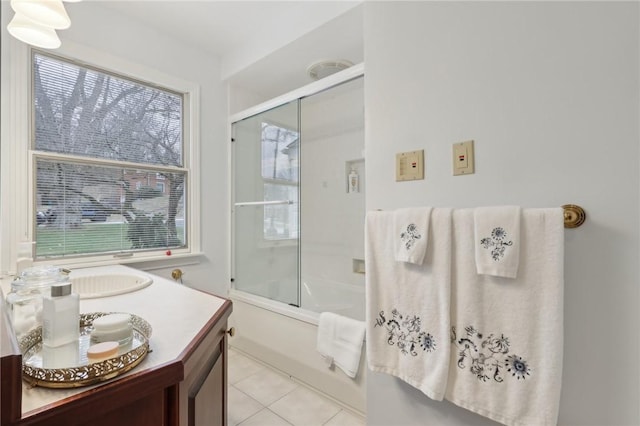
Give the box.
[453,140,475,176]
[396,150,424,181]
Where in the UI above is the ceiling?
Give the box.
[92,1,364,100]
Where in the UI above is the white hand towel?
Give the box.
[394,207,432,264]
[474,206,521,278]
[446,208,564,426]
[317,312,365,379]
[366,208,451,401]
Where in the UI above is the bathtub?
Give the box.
[301,277,364,321]
[228,277,366,414]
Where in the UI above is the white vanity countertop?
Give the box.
[6,265,228,416]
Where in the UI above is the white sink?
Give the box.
[70,274,153,299]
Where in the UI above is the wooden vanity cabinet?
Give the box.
[1,297,232,426]
[180,301,230,426]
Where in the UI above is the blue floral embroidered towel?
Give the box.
[366,208,452,401]
[394,207,432,264]
[446,208,564,426]
[474,206,521,278]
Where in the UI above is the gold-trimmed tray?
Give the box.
[19,312,152,388]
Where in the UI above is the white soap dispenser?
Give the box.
[348,168,359,193]
[42,282,79,347]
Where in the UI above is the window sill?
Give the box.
[31,251,206,273]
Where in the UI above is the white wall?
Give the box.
[65,4,230,296]
[226,4,364,111]
[220,1,360,80]
[0,3,230,296]
[364,2,639,426]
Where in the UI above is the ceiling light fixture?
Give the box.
[10,0,71,29]
[7,12,61,49]
[6,0,81,49]
[307,60,354,81]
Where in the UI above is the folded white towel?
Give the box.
[474,206,521,278]
[446,208,564,426]
[317,312,365,379]
[395,207,432,264]
[366,208,452,401]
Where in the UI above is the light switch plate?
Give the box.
[396,150,424,181]
[453,140,475,176]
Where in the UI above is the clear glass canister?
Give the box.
[6,265,70,338]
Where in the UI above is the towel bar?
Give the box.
[234,200,293,207]
[562,204,586,228]
[377,205,587,229]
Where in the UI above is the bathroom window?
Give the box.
[31,51,195,260]
[261,122,299,241]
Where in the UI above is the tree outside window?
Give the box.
[33,52,187,258]
[261,122,298,241]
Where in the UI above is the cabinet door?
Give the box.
[91,389,172,426]
[188,341,225,426]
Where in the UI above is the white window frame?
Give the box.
[1,39,201,274]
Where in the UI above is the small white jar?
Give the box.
[90,314,133,346]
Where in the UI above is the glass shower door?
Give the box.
[299,77,365,319]
[232,100,300,307]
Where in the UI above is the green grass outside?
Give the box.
[36,222,185,257]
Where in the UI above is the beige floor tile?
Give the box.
[239,408,293,426]
[235,368,299,406]
[228,385,264,426]
[269,386,342,426]
[323,409,366,426]
[228,351,269,384]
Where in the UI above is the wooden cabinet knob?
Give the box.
[226,327,235,337]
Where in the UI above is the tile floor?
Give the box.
[228,347,366,426]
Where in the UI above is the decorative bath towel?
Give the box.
[446,208,564,426]
[366,208,452,401]
[394,207,432,264]
[317,312,366,379]
[474,206,521,278]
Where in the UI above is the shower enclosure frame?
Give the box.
[229,62,364,323]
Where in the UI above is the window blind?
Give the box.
[33,52,187,259]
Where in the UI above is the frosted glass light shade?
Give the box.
[11,0,71,29]
[7,13,61,49]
